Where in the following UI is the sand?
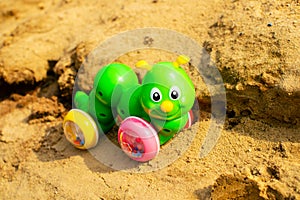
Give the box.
[0,0,299,199]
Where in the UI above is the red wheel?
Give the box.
[184,110,194,129]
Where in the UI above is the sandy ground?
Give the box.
[0,0,299,199]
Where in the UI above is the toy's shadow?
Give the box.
[88,133,144,171]
[35,114,200,173]
[34,123,142,173]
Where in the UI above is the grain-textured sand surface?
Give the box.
[0,0,299,199]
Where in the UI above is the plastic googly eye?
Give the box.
[150,87,162,102]
[169,86,181,100]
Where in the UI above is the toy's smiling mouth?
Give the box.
[149,108,180,120]
[142,101,182,120]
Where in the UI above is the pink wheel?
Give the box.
[118,117,160,162]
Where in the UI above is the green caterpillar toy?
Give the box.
[63,55,196,162]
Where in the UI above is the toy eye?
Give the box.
[169,86,181,100]
[150,88,162,102]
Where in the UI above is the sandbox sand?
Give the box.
[0,0,299,199]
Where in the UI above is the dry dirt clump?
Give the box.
[205,0,300,125]
[0,0,299,199]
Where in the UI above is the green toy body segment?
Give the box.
[93,63,139,107]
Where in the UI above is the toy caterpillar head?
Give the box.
[138,55,195,120]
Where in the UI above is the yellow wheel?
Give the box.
[63,109,99,149]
